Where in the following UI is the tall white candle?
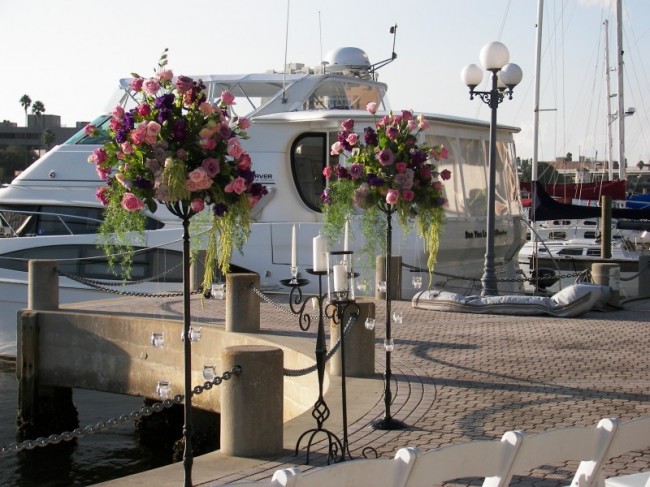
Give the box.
[333,264,347,291]
[343,220,349,251]
[313,234,328,272]
[291,224,297,268]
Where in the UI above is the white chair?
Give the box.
[483,417,619,487]
[399,430,523,487]
[602,417,650,487]
[285,449,417,487]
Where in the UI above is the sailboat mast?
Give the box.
[617,0,626,180]
[605,19,614,181]
[532,0,543,182]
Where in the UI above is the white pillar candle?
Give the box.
[343,220,349,251]
[333,264,347,291]
[291,224,297,268]
[313,234,328,272]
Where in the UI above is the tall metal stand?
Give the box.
[325,299,359,460]
[166,202,195,487]
[281,271,348,464]
[371,205,407,430]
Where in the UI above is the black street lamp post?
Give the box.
[461,42,522,296]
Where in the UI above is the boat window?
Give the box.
[548,231,566,240]
[0,205,164,237]
[557,248,583,256]
[584,231,597,239]
[64,115,113,145]
[0,245,182,281]
[305,79,387,111]
[291,133,329,211]
[454,138,486,217]
[586,249,602,256]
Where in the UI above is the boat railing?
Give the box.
[0,208,103,238]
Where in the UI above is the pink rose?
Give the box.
[401,110,414,121]
[84,124,97,136]
[202,157,220,177]
[420,166,432,181]
[157,69,173,82]
[237,117,251,130]
[323,166,333,178]
[401,190,415,202]
[200,138,217,150]
[366,102,378,114]
[440,169,452,180]
[96,186,109,205]
[112,105,125,120]
[441,146,449,159]
[143,78,160,95]
[175,75,194,92]
[330,141,343,156]
[236,153,252,171]
[121,193,145,212]
[120,141,134,154]
[346,133,358,146]
[227,140,244,159]
[396,162,407,174]
[220,91,236,105]
[341,118,354,132]
[190,198,205,212]
[129,78,144,92]
[385,189,400,205]
[407,119,418,132]
[137,103,151,116]
[376,148,394,166]
[90,147,107,165]
[225,176,247,195]
[199,102,215,116]
[432,181,443,191]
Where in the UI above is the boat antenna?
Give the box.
[319,11,323,67]
[370,24,398,78]
[281,0,290,103]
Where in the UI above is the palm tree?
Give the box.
[637,160,645,171]
[31,100,46,128]
[19,94,31,126]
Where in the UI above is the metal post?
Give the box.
[181,215,193,487]
[481,69,500,296]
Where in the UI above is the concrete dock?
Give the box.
[61,289,650,487]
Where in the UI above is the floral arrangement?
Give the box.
[87,50,267,287]
[321,102,451,277]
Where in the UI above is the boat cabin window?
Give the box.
[0,244,182,281]
[548,231,566,240]
[586,249,602,256]
[0,205,164,237]
[584,231,597,239]
[557,248,583,256]
[65,115,112,145]
[291,133,338,211]
[305,79,386,111]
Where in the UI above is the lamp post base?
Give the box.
[371,416,407,431]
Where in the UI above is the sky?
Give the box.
[1,0,650,165]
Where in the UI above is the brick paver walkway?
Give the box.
[78,290,650,486]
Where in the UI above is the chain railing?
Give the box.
[0,366,241,455]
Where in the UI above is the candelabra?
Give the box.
[280,251,358,464]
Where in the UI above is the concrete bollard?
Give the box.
[638,255,650,299]
[28,260,59,310]
[226,273,260,333]
[329,300,375,378]
[591,263,621,307]
[220,345,283,457]
[375,255,402,300]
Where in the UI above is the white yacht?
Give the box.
[0,47,528,356]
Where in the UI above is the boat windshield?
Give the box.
[64,115,112,145]
[304,79,387,111]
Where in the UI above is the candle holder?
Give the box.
[290,265,299,284]
[327,251,355,303]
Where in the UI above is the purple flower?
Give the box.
[334,165,350,179]
[134,176,154,189]
[376,148,394,166]
[214,203,228,216]
[367,174,385,188]
[122,113,135,132]
[154,93,175,109]
[338,131,353,152]
[115,129,128,144]
[171,119,187,141]
[321,189,332,205]
[364,127,378,146]
[349,163,363,179]
[410,149,427,165]
[250,183,268,197]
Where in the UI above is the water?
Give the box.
[0,368,173,486]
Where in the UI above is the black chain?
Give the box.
[0,366,241,455]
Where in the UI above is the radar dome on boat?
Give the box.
[323,47,371,76]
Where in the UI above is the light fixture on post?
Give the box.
[461,41,522,296]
